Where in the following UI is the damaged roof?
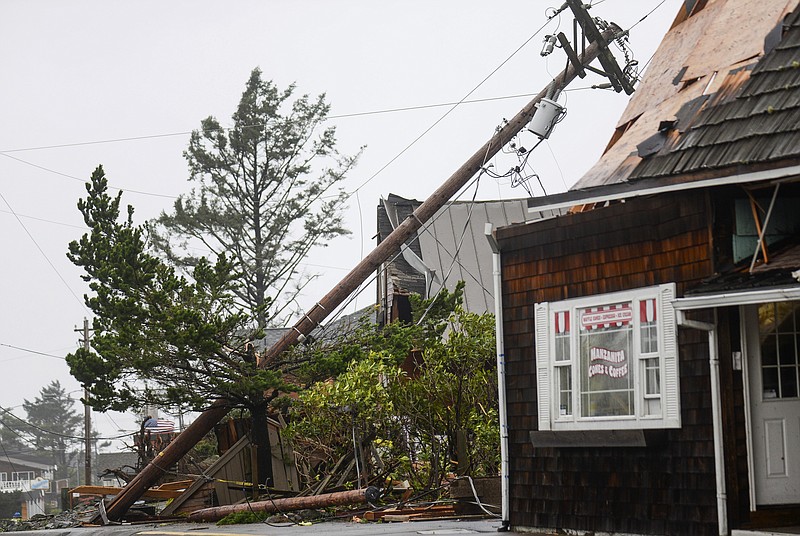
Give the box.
[573,0,800,189]
[686,244,800,296]
[632,8,800,180]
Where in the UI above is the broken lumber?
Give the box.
[187,486,380,522]
[364,504,457,522]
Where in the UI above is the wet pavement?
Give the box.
[2,519,512,536]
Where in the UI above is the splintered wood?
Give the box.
[364,504,459,522]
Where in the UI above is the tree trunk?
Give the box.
[251,403,274,489]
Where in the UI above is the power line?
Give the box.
[0,209,89,230]
[0,190,89,314]
[0,406,134,442]
[0,93,543,156]
[348,22,555,196]
[0,343,67,362]
[627,0,668,32]
[0,152,179,200]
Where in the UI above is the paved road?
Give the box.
[16,518,515,536]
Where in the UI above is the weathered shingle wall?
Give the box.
[497,191,727,535]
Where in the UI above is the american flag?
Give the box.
[144,419,175,434]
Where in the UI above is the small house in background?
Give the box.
[376,194,558,323]
[0,453,53,518]
[495,0,800,534]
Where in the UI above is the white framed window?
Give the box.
[535,283,680,431]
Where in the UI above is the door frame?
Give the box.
[740,302,800,509]
[740,304,758,511]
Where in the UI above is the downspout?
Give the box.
[485,224,510,531]
[677,310,728,536]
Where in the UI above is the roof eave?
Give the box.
[673,285,800,310]
[526,163,800,214]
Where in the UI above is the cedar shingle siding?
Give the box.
[497,191,729,534]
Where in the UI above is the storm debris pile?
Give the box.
[0,502,98,532]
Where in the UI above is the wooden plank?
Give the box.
[364,504,457,522]
[155,480,193,491]
[160,435,252,516]
[69,485,182,500]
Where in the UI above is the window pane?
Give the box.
[763,367,779,399]
[579,302,634,418]
[762,334,778,366]
[776,302,796,333]
[778,334,796,365]
[645,358,660,396]
[780,366,799,398]
[644,397,662,416]
[760,302,800,399]
[640,298,658,353]
[554,311,570,362]
[558,366,572,416]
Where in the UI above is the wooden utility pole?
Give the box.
[187,486,381,523]
[75,318,92,487]
[566,0,635,94]
[256,24,626,368]
[101,399,230,521]
[100,22,628,522]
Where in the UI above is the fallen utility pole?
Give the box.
[99,24,623,523]
[187,486,381,523]
[566,0,635,94]
[100,399,230,522]
[257,24,623,368]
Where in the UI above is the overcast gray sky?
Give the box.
[0,0,682,449]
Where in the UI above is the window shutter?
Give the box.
[534,302,551,431]
[660,283,681,428]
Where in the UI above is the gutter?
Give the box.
[673,287,800,311]
[485,223,510,531]
[676,310,728,536]
[525,165,800,214]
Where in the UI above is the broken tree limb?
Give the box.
[97,26,620,524]
[187,486,381,522]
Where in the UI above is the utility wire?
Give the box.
[0,152,179,200]
[1,90,546,207]
[0,406,134,442]
[348,20,554,196]
[0,93,545,156]
[628,0,668,32]
[415,166,485,325]
[0,343,67,361]
[0,190,89,314]
[3,17,555,204]
[0,208,88,230]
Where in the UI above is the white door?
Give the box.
[745,302,800,506]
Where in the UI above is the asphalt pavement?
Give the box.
[10,518,518,536]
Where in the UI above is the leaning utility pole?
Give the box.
[100,21,629,523]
